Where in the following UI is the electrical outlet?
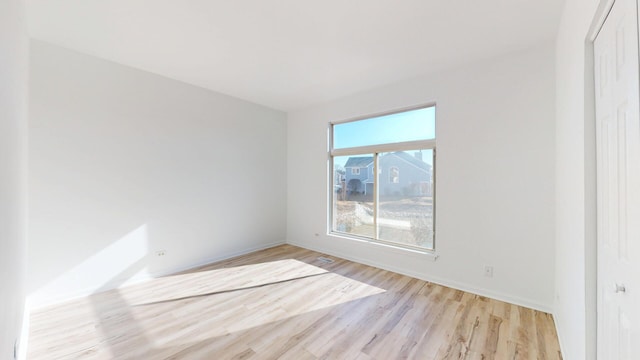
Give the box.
[155,250,166,257]
[484,265,494,278]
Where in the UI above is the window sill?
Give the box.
[327,231,439,261]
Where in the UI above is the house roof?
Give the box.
[344,156,373,168]
[386,151,431,171]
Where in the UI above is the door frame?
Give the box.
[586,0,638,359]
[586,4,615,360]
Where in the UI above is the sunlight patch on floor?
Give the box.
[116,259,387,348]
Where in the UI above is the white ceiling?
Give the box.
[26,0,564,111]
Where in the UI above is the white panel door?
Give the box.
[594,0,640,358]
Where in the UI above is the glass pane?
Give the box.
[332,155,375,238]
[377,149,434,249]
[333,106,435,149]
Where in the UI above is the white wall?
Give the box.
[0,0,29,357]
[554,1,602,359]
[28,40,287,307]
[287,43,556,311]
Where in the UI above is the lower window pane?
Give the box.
[377,149,434,249]
[332,155,375,238]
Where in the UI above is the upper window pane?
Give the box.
[333,106,435,149]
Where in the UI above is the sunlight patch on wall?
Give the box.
[29,224,150,308]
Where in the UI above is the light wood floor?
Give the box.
[27,245,562,359]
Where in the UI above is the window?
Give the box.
[389,167,399,183]
[330,106,436,250]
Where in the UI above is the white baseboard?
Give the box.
[287,239,553,313]
[27,240,286,310]
[149,240,287,277]
[552,312,567,360]
[18,300,30,360]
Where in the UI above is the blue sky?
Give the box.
[333,106,435,169]
[333,106,435,149]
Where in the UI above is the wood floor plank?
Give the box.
[27,244,562,359]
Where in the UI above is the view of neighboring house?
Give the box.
[344,151,432,198]
[344,156,374,195]
[334,167,345,193]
